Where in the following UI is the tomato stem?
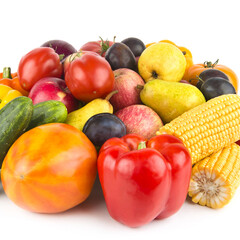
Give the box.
[212,59,219,68]
[59,54,65,61]
[138,141,146,150]
[2,67,12,79]
[203,59,219,68]
[69,53,76,62]
[69,51,83,63]
[99,37,112,56]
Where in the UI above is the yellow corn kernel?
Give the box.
[188,143,240,208]
[156,94,240,165]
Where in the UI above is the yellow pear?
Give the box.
[140,80,206,123]
[65,92,116,131]
[138,42,186,83]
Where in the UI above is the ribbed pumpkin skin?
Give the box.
[1,123,97,213]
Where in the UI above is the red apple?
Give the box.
[110,68,145,112]
[28,77,79,113]
[115,104,163,139]
[180,79,191,84]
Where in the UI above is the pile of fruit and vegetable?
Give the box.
[1,37,240,228]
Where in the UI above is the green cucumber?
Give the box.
[0,96,33,166]
[26,100,68,131]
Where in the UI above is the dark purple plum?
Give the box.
[200,77,236,101]
[121,37,146,57]
[196,69,229,89]
[82,113,126,148]
[105,42,137,72]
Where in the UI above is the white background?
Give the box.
[0,0,240,239]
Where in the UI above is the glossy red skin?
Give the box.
[80,40,114,57]
[18,47,63,91]
[28,77,79,113]
[63,51,99,74]
[97,134,192,227]
[65,53,114,102]
[147,135,192,219]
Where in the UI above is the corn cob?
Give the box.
[188,143,240,208]
[156,94,240,165]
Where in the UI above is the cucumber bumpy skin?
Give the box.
[0,96,33,167]
[26,100,68,131]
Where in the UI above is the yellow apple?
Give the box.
[138,42,186,82]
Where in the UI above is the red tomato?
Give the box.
[18,47,63,91]
[80,38,115,57]
[65,53,115,102]
[63,50,99,74]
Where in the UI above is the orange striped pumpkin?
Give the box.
[1,123,97,213]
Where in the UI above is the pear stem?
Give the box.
[105,90,118,101]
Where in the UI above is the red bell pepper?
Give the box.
[97,134,192,228]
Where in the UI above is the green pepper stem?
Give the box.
[138,141,146,150]
[2,67,12,79]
